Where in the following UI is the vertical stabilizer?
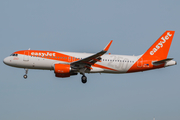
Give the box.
[127,31,175,72]
[142,31,175,60]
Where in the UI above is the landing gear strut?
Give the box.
[81,75,87,84]
[23,69,28,79]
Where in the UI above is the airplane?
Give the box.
[3,31,177,84]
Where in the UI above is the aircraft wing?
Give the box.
[70,40,113,70]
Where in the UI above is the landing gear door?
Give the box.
[23,51,29,61]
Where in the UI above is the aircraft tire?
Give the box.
[81,75,87,84]
[23,75,27,79]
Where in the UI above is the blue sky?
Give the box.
[0,0,180,120]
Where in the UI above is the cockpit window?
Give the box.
[10,54,18,56]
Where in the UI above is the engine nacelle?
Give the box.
[54,64,77,78]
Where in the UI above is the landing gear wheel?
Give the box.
[81,75,87,84]
[23,75,27,79]
[23,68,28,79]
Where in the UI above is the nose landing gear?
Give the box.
[23,69,28,79]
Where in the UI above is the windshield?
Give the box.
[10,54,18,56]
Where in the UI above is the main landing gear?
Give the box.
[79,68,87,84]
[23,68,28,79]
[81,75,87,84]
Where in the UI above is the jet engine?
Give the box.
[54,64,77,78]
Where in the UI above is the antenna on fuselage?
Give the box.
[28,48,31,50]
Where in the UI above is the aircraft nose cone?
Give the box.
[3,57,9,65]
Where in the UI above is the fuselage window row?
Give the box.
[27,55,135,63]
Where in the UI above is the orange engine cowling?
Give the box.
[54,64,77,78]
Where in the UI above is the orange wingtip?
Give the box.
[104,40,113,51]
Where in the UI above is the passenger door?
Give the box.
[23,51,29,61]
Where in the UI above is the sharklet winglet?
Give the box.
[103,40,113,51]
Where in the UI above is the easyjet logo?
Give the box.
[31,52,56,56]
[150,32,172,55]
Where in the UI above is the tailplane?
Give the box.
[152,58,173,66]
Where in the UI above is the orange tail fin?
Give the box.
[127,31,175,73]
[142,31,175,61]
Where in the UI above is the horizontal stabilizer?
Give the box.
[153,58,173,66]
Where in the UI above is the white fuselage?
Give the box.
[4,51,141,73]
